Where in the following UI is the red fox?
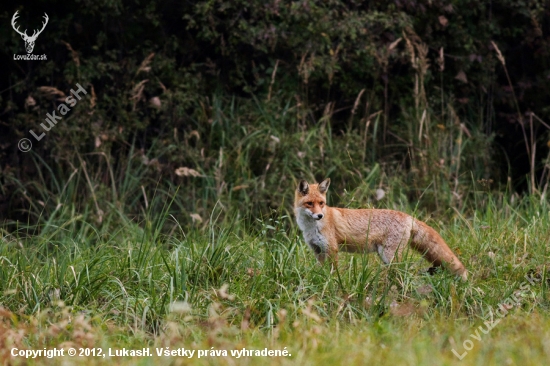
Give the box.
[294,178,467,280]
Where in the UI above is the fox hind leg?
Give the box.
[378,230,412,265]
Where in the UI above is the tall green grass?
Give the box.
[1,168,549,364]
[4,86,500,233]
[2,89,549,364]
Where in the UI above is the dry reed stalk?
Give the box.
[267,59,280,102]
[492,41,539,193]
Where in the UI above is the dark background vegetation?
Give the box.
[1,0,549,228]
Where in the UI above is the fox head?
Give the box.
[295,178,330,221]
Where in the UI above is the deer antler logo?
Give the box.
[11,11,49,54]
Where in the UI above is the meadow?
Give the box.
[1,150,549,364]
[2,2,550,364]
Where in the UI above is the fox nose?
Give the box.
[316,214,323,220]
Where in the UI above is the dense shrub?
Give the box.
[0,0,549,226]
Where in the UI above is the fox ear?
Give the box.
[298,180,309,196]
[318,178,330,194]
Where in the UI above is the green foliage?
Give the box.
[2,1,550,224]
[0,189,549,364]
[1,1,550,363]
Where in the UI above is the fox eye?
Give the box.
[305,201,313,207]
[319,202,324,206]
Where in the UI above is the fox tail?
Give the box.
[411,221,468,280]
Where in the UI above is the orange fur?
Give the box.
[294,178,467,280]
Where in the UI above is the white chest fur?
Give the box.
[295,208,329,254]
